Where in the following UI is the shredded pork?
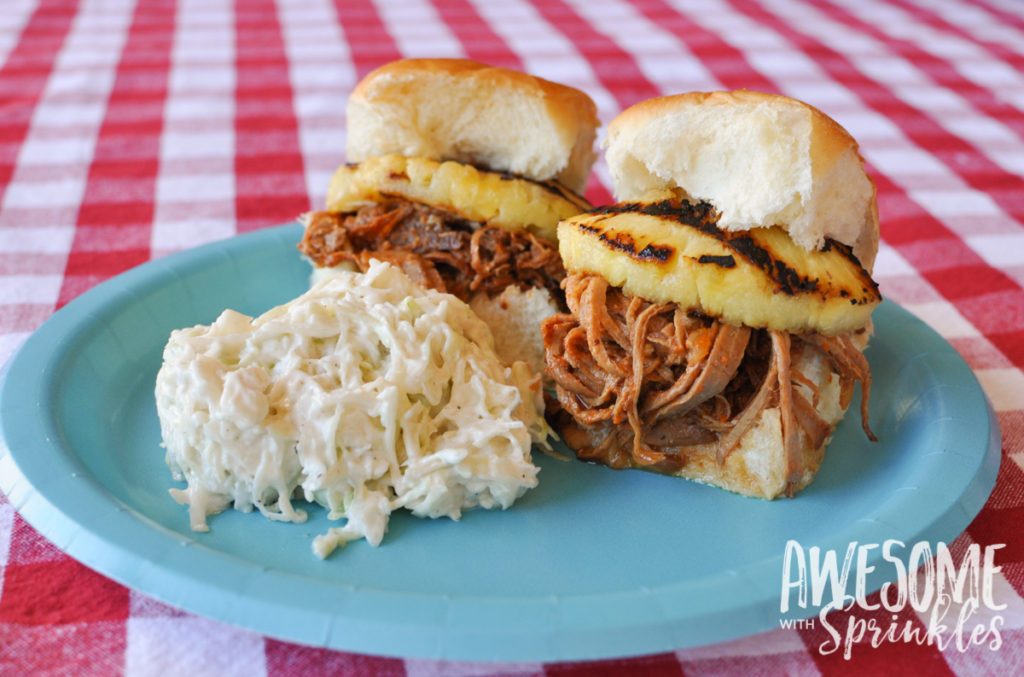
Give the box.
[542,272,875,496]
[298,200,565,303]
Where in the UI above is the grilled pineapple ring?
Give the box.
[558,196,880,335]
[325,154,591,241]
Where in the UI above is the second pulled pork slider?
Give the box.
[542,90,881,499]
[298,59,599,374]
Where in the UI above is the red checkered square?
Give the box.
[545,652,684,677]
[987,330,1024,371]
[925,264,1020,301]
[969,505,1024,564]
[0,621,126,676]
[0,558,129,625]
[895,239,989,275]
[5,514,63,566]
[952,288,1024,335]
[77,202,155,231]
[798,602,953,675]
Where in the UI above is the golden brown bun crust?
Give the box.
[347,58,600,194]
[605,90,879,271]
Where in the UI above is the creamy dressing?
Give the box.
[155,260,550,558]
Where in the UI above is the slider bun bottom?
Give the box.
[559,343,849,500]
[469,286,561,381]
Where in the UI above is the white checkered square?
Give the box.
[32,101,109,128]
[942,115,1019,145]
[156,173,234,203]
[292,91,347,118]
[873,243,917,279]
[0,0,34,34]
[296,125,344,160]
[0,499,13,567]
[966,234,1024,269]
[902,300,981,340]
[784,81,861,108]
[1,275,63,304]
[125,616,266,677]
[150,217,235,256]
[170,65,235,93]
[173,37,234,64]
[45,69,118,98]
[745,51,818,78]
[866,148,957,178]
[908,189,1003,219]
[987,149,1024,176]
[164,95,234,123]
[160,130,234,160]
[856,56,922,86]
[835,112,902,143]
[0,227,75,254]
[288,65,353,89]
[975,368,1024,413]
[15,135,97,168]
[405,658,545,677]
[958,59,1024,93]
[2,178,87,209]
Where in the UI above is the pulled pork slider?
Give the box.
[543,90,881,499]
[298,59,599,374]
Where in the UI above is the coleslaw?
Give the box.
[155,260,551,558]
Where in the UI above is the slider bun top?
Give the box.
[604,90,878,271]
[346,58,600,194]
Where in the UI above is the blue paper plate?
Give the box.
[0,223,1000,662]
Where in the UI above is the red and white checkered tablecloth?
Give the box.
[2,0,1024,674]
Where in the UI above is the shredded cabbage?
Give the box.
[155,260,551,558]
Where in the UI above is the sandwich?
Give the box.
[298,58,599,374]
[542,90,881,499]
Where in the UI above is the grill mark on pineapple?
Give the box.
[697,254,736,268]
[728,235,819,296]
[474,164,591,208]
[576,219,674,262]
[585,199,883,301]
[821,238,871,272]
